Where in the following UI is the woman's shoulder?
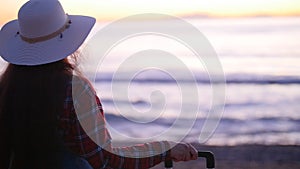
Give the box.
[71,75,93,87]
[62,75,97,119]
[68,75,97,98]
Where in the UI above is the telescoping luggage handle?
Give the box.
[164,151,215,169]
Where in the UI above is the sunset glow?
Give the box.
[1,0,300,24]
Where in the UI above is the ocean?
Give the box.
[89,17,300,146]
[1,17,299,146]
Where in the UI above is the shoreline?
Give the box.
[112,141,300,168]
[148,144,300,169]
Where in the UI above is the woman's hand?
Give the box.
[169,142,198,162]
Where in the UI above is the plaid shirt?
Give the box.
[58,77,171,169]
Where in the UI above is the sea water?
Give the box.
[90,17,300,146]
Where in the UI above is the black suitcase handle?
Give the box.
[198,151,215,168]
[164,151,215,169]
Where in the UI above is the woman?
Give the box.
[0,0,198,168]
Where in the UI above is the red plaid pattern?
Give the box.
[58,77,171,169]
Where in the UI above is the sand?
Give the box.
[150,144,300,169]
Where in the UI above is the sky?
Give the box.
[1,0,300,24]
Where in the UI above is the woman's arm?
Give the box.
[61,77,171,169]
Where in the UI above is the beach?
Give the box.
[150,144,300,169]
[112,141,300,168]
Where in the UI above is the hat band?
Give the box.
[20,18,71,44]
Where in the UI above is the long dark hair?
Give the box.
[0,57,76,169]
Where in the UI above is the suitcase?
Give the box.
[164,151,215,169]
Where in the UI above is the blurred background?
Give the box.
[1,0,300,168]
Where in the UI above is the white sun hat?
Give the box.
[0,0,96,66]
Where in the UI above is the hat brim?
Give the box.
[0,15,95,66]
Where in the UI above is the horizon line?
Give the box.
[1,14,300,26]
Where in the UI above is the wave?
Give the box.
[104,113,300,144]
[101,98,150,106]
[93,72,300,85]
[105,113,300,126]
